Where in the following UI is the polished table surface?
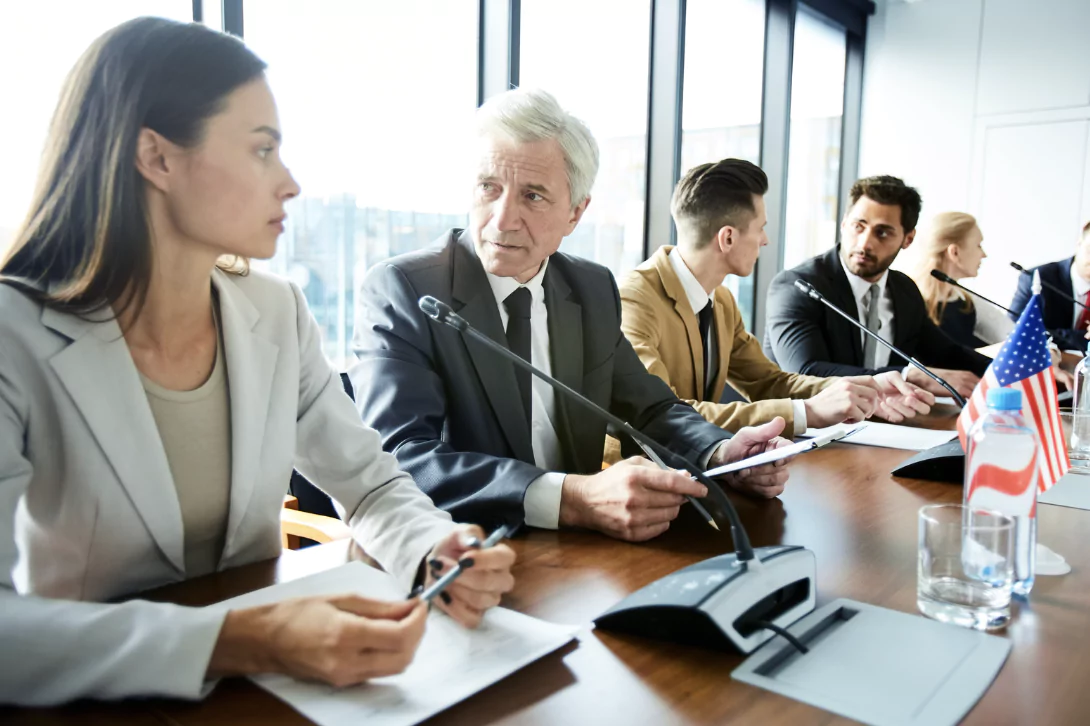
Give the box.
[8,406,1090,725]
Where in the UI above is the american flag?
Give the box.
[957,281,1069,492]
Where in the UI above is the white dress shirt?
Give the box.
[669,249,808,434]
[838,254,896,369]
[484,260,566,529]
[1070,263,1090,329]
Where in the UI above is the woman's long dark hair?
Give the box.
[0,17,267,322]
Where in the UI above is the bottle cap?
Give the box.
[986,387,1022,411]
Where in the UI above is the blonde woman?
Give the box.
[911,212,1013,347]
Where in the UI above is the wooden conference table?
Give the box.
[8,405,1090,725]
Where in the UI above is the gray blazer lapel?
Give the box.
[544,263,584,470]
[451,234,535,463]
[213,272,279,559]
[43,307,186,574]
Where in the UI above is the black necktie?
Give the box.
[698,302,717,400]
[504,287,533,431]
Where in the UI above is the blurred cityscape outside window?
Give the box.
[246,0,477,368]
[783,5,847,272]
[1,2,853,369]
[679,0,766,329]
[520,0,653,282]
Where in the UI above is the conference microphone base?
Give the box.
[593,545,816,654]
[890,439,965,484]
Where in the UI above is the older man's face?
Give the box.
[471,135,589,283]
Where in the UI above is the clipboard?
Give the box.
[703,425,862,478]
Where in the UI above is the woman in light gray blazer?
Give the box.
[0,17,515,706]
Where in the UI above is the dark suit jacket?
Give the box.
[763,246,991,378]
[1009,257,1086,351]
[350,229,731,528]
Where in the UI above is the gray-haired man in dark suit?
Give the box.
[351,89,792,542]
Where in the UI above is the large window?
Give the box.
[246,0,478,367]
[1,1,865,357]
[519,0,652,279]
[782,5,847,271]
[0,1,193,258]
[680,0,766,329]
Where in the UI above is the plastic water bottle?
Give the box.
[1069,355,1090,469]
[963,388,1039,598]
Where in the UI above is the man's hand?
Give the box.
[560,458,708,541]
[844,372,934,422]
[1055,364,1075,391]
[802,379,879,428]
[904,366,979,398]
[707,417,793,499]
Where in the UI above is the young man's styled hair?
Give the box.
[848,175,923,233]
[671,158,768,249]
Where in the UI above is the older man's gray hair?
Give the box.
[476,88,600,210]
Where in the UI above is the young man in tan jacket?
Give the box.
[617,158,933,440]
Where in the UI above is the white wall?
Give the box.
[858,0,1090,307]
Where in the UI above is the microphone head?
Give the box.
[1010,261,1026,273]
[418,295,443,320]
[930,269,955,284]
[793,279,820,299]
[417,295,466,331]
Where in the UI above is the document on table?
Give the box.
[212,562,577,726]
[1039,470,1090,511]
[800,421,957,451]
[704,425,862,476]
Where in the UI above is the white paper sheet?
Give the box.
[1039,470,1090,511]
[703,426,862,477]
[212,562,577,726]
[800,421,957,451]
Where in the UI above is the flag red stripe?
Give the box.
[1039,368,1068,488]
[1022,373,1057,483]
[1040,369,1069,491]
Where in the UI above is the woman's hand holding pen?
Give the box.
[423,524,516,627]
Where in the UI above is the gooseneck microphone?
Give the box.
[418,295,753,560]
[929,269,1014,316]
[418,294,819,655]
[1010,262,1088,309]
[792,280,968,407]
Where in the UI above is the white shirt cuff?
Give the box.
[902,365,913,379]
[791,399,808,436]
[524,472,566,529]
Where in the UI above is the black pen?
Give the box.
[415,523,511,604]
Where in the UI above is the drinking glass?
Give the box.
[917,504,1014,631]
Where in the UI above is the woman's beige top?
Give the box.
[139,309,231,578]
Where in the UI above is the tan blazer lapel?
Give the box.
[43,306,186,574]
[651,246,705,399]
[213,272,279,560]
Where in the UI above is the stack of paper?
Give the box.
[800,422,957,452]
[213,562,576,726]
